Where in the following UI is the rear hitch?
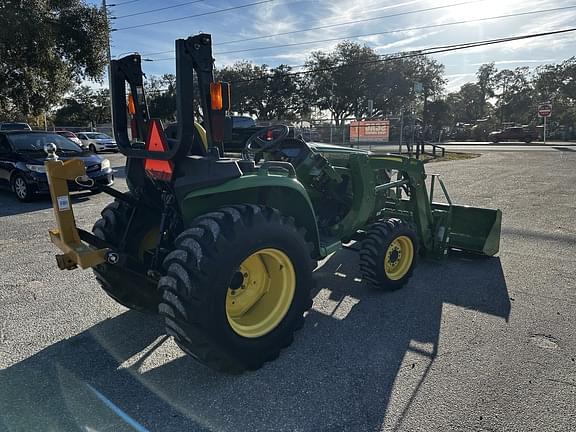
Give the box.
[55,254,79,271]
[106,251,120,265]
[44,146,108,270]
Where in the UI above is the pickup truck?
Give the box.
[488,127,538,143]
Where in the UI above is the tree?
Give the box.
[53,86,110,126]
[368,58,414,118]
[425,99,451,131]
[217,62,303,121]
[304,42,445,125]
[533,58,576,135]
[406,56,446,125]
[146,74,177,123]
[446,83,485,124]
[0,0,109,119]
[217,61,267,116]
[494,67,534,125]
[476,63,497,118]
[304,41,382,124]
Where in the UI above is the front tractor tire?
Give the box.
[159,205,314,373]
[360,218,418,291]
[92,198,162,313]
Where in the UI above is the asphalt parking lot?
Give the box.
[1,150,575,431]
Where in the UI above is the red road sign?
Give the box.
[538,103,552,118]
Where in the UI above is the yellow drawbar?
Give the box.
[45,157,107,270]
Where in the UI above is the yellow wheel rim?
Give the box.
[384,236,414,280]
[138,227,160,261]
[226,248,296,338]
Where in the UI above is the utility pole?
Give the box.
[399,109,404,154]
[500,81,507,126]
[102,0,114,138]
[329,82,335,143]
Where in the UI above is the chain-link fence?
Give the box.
[50,123,115,136]
[293,118,440,153]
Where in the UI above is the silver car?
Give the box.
[77,132,118,153]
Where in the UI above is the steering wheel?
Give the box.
[245,125,290,153]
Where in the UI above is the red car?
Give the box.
[55,130,84,147]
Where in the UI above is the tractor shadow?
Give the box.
[0,189,94,218]
[0,249,510,432]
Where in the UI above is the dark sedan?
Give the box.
[0,131,114,202]
[489,126,539,143]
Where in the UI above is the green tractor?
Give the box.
[44,34,501,373]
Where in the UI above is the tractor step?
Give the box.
[319,239,342,257]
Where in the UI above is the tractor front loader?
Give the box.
[44,33,502,373]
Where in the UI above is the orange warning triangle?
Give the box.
[144,119,174,181]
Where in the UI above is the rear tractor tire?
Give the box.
[159,205,314,373]
[360,218,418,291]
[92,197,162,313]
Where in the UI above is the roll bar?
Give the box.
[110,33,219,160]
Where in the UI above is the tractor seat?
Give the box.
[164,122,207,156]
[173,156,242,197]
[237,159,257,174]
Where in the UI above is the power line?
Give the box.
[142,28,576,92]
[114,0,206,19]
[110,0,141,6]
[215,5,576,55]
[140,0,487,56]
[230,28,576,84]
[113,0,277,31]
[144,6,576,60]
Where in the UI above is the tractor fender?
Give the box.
[179,175,322,258]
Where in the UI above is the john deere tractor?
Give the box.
[44,34,502,373]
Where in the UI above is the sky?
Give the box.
[88,0,576,92]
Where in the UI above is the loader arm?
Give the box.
[367,155,501,259]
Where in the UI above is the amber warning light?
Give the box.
[210,82,231,111]
[144,120,173,181]
[127,94,136,115]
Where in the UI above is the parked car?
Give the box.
[55,130,84,147]
[232,116,256,128]
[0,122,32,131]
[0,131,114,201]
[76,131,118,153]
[489,127,538,143]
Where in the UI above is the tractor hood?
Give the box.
[308,142,371,155]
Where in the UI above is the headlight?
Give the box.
[26,164,47,173]
[101,158,111,170]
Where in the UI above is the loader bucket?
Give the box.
[433,204,502,256]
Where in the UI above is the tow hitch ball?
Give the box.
[106,251,120,265]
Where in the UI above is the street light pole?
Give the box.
[102,0,114,137]
[329,82,334,143]
[500,81,507,126]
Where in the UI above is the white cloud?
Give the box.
[100,0,575,90]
